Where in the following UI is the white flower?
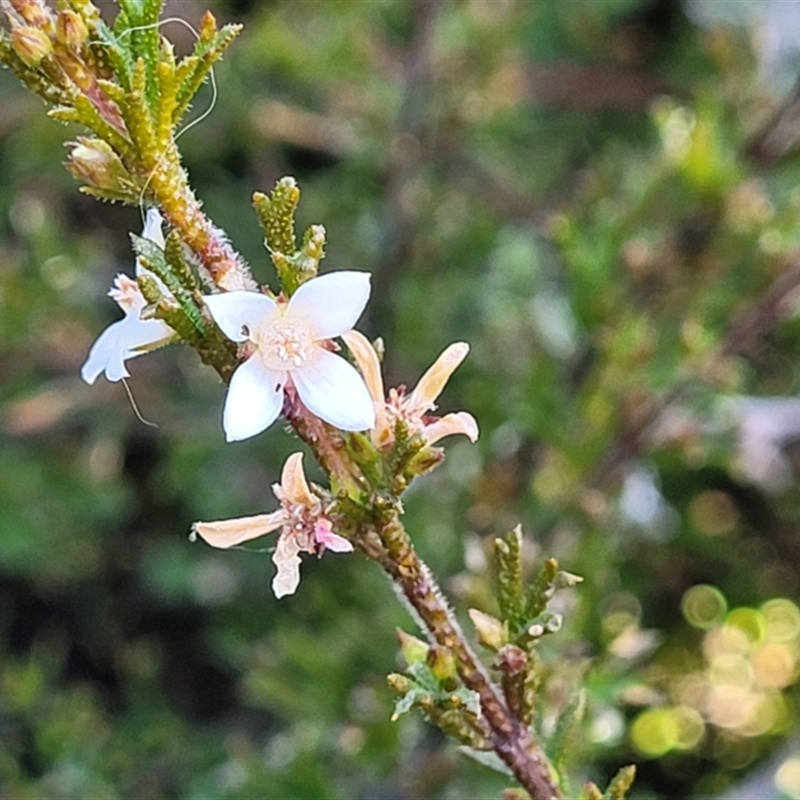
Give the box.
[204,271,376,442]
[341,329,479,449]
[192,452,352,598]
[81,209,176,384]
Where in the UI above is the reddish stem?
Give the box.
[372,515,562,799]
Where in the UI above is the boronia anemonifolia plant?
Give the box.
[0,1,636,797]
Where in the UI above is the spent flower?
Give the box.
[192,452,352,598]
[203,271,375,442]
[341,330,479,449]
[81,209,176,384]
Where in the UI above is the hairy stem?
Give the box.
[369,513,562,799]
[130,141,258,292]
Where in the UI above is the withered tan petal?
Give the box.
[192,512,284,549]
[340,329,384,403]
[423,411,479,445]
[407,342,470,415]
[281,452,316,506]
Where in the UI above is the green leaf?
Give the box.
[131,232,206,337]
[253,178,300,257]
[495,525,523,620]
[603,766,636,800]
[172,20,242,127]
[525,556,560,619]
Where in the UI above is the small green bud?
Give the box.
[386,673,412,695]
[468,608,508,651]
[56,10,89,49]
[396,628,429,665]
[426,644,457,684]
[10,26,52,67]
[580,783,604,800]
[404,445,444,477]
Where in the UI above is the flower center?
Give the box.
[108,274,144,313]
[256,317,314,371]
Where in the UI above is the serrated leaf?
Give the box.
[525,556,560,619]
[122,58,156,155]
[172,21,241,127]
[603,765,636,800]
[91,16,134,90]
[132,233,206,336]
[163,230,199,291]
[73,94,132,156]
[155,44,178,150]
[495,525,524,620]
[253,178,299,256]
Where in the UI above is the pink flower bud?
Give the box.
[56,10,89,49]
[65,137,130,191]
[10,26,52,67]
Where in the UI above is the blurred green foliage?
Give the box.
[4,0,800,797]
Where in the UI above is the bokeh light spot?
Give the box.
[776,757,800,800]
[631,706,705,757]
[751,644,797,689]
[682,584,727,630]
[761,599,800,643]
[725,608,765,647]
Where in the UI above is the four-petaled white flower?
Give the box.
[81,209,175,384]
[203,271,376,442]
[192,452,352,598]
[341,329,479,449]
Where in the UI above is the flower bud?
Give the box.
[10,27,52,67]
[56,10,89,49]
[396,628,428,665]
[386,673,412,695]
[405,445,444,477]
[9,0,52,29]
[426,644,457,684]
[65,137,131,191]
[468,608,508,651]
[496,644,527,677]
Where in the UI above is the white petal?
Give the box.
[223,356,285,442]
[272,555,302,598]
[293,348,376,431]
[192,512,284,549]
[81,311,173,384]
[205,292,279,343]
[143,209,165,247]
[134,209,167,282]
[423,411,479,445]
[288,271,371,339]
[272,535,303,598]
[81,320,131,384]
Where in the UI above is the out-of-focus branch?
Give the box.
[587,256,800,491]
